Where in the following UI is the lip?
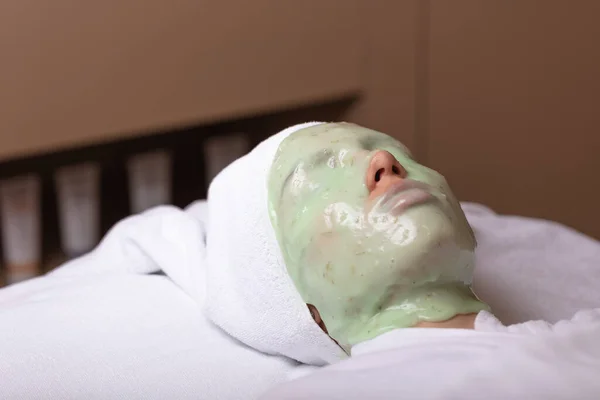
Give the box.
[379,180,435,213]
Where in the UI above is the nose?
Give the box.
[366,150,407,198]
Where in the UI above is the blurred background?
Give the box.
[0,0,598,286]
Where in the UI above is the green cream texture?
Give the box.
[267,123,489,350]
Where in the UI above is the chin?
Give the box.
[396,204,475,282]
[407,201,475,251]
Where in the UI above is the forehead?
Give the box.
[277,122,411,157]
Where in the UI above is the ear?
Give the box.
[307,304,328,334]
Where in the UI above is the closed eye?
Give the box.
[359,137,377,151]
[311,150,334,166]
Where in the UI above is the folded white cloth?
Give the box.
[45,205,206,300]
[260,315,600,400]
[205,122,347,366]
[0,205,298,400]
[464,203,600,325]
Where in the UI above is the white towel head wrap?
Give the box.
[205,122,346,366]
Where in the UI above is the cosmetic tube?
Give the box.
[55,162,101,259]
[127,150,172,214]
[203,133,249,184]
[0,175,41,284]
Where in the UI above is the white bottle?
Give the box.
[55,162,101,259]
[127,150,172,214]
[203,133,249,184]
[0,175,41,284]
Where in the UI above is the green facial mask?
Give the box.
[268,123,489,350]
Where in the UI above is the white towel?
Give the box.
[260,319,600,399]
[463,202,600,325]
[205,122,347,366]
[0,205,301,400]
[45,205,206,303]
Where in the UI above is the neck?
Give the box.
[413,312,478,329]
[343,283,489,347]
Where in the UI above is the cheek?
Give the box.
[303,225,355,283]
[304,220,341,266]
[304,229,373,293]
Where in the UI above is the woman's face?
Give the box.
[268,123,483,348]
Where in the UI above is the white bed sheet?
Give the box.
[0,203,297,400]
[0,274,296,399]
[0,200,598,399]
[464,202,600,324]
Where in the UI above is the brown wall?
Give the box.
[346,1,419,153]
[1,0,599,238]
[0,0,363,160]
[425,1,600,239]
[350,0,600,239]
